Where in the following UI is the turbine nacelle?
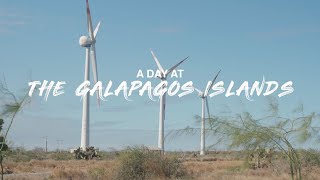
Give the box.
[157,74,166,80]
[198,92,205,98]
[79,36,94,47]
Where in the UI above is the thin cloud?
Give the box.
[250,27,320,39]
[102,105,136,112]
[0,28,9,33]
[0,20,27,26]
[92,120,123,127]
[0,8,20,18]
[19,114,77,122]
[153,27,180,33]
[0,8,29,34]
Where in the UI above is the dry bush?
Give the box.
[200,157,219,161]
[14,163,34,173]
[87,166,110,180]
[48,151,75,161]
[51,168,86,179]
[183,160,243,177]
[29,159,57,169]
[114,147,186,180]
[299,149,320,168]
[86,161,116,180]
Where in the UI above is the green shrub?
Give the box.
[115,147,186,180]
[48,151,74,161]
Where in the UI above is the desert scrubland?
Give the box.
[2,147,320,180]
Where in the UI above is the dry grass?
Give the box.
[4,160,116,179]
[182,158,320,180]
[4,159,320,180]
[3,151,320,180]
[51,168,86,179]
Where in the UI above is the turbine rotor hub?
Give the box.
[157,75,166,80]
[79,36,93,47]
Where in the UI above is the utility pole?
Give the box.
[42,136,48,153]
[56,139,63,153]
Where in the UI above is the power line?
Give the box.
[56,139,63,153]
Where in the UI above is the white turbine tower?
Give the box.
[191,70,221,156]
[150,49,189,153]
[79,0,101,150]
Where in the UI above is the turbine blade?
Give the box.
[188,84,203,94]
[150,49,164,73]
[91,44,100,107]
[166,56,189,76]
[194,87,203,94]
[205,69,221,96]
[86,0,95,40]
[94,21,101,39]
[205,97,211,120]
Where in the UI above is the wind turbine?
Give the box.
[191,70,221,156]
[150,49,189,153]
[78,0,101,150]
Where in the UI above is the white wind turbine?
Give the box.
[191,70,221,155]
[150,49,189,153]
[78,0,101,150]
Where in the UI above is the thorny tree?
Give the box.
[170,98,320,180]
[0,78,30,179]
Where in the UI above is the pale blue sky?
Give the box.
[1,0,320,151]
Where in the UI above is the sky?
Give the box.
[0,0,320,151]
